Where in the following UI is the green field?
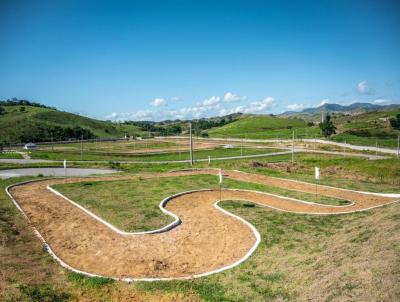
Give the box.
[207,115,321,139]
[30,146,283,162]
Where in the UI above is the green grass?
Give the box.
[53,174,350,232]
[207,115,321,139]
[67,272,114,288]
[0,152,23,159]
[17,284,70,302]
[331,133,400,148]
[30,146,283,162]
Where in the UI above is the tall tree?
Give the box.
[319,113,336,137]
[389,113,400,130]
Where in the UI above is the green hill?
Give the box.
[330,108,400,148]
[0,105,144,144]
[207,115,320,139]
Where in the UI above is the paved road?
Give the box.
[302,139,399,156]
[0,167,118,179]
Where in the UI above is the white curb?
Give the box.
[231,169,400,198]
[47,185,181,235]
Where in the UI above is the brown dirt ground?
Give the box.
[7,170,399,280]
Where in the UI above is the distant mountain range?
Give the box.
[280,102,400,116]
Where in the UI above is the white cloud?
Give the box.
[372,98,386,104]
[202,96,220,106]
[286,104,304,111]
[357,80,374,94]
[220,97,274,115]
[223,92,247,102]
[105,110,154,121]
[316,99,329,107]
[107,96,274,121]
[150,98,167,107]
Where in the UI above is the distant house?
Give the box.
[23,143,37,150]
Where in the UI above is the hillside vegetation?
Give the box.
[207,115,319,139]
[0,105,144,145]
[331,109,400,148]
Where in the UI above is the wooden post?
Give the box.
[291,130,294,163]
[397,135,399,158]
[189,122,193,166]
[80,134,83,160]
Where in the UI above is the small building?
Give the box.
[23,143,37,150]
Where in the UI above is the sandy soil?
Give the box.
[7,170,399,280]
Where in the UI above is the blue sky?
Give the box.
[0,0,399,121]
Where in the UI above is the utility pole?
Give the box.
[292,130,295,164]
[80,134,83,160]
[51,133,54,151]
[397,135,399,158]
[375,139,378,157]
[344,140,346,157]
[189,122,193,166]
[241,137,243,157]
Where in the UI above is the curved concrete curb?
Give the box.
[47,185,181,235]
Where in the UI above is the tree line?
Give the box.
[0,97,57,110]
